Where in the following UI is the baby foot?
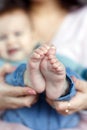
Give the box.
[27,44,50,93]
[41,46,67,100]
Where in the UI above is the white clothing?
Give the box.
[52,6,87,68]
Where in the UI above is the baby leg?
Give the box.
[41,46,67,100]
[25,45,50,93]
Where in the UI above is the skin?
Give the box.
[28,0,87,112]
[0,9,36,61]
[0,64,37,110]
[41,45,67,100]
[26,0,70,102]
[48,77,87,115]
[0,1,67,110]
[25,44,50,93]
[0,0,85,115]
[0,9,39,110]
[25,44,68,100]
[29,0,68,43]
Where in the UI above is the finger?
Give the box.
[71,76,87,92]
[0,83,36,97]
[0,64,15,78]
[7,95,37,109]
[0,95,37,110]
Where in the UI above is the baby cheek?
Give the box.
[23,41,32,52]
[18,34,32,55]
[0,51,5,59]
[24,47,32,55]
[0,44,6,57]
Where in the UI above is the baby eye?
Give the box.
[14,31,22,37]
[0,35,7,41]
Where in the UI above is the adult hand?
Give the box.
[0,64,38,110]
[46,77,87,115]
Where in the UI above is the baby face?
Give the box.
[0,10,33,61]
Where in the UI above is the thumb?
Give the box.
[71,76,87,92]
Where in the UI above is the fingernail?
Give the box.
[28,90,36,95]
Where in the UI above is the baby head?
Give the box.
[0,0,35,62]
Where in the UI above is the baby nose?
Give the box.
[7,36,16,46]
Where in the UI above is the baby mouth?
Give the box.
[7,48,19,55]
